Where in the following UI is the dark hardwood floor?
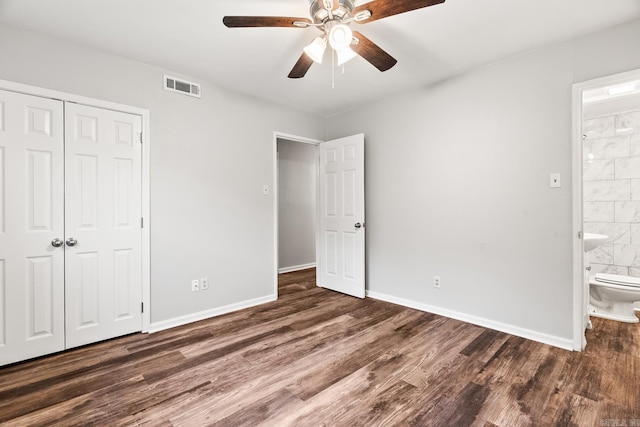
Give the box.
[0,268,638,426]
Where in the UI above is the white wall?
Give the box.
[0,24,325,325]
[277,139,317,271]
[326,19,640,345]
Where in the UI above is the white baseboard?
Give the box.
[148,294,277,333]
[366,290,574,351]
[278,263,316,274]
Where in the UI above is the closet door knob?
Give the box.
[51,238,64,248]
[66,237,78,247]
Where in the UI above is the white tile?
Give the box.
[590,244,613,264]
[590,263,629,276]
[627,134,640,155]
[616,111,640,135]
[614,244,640,267]
[584,180,630,202]
[615,201,640,222]
[583,116,615,139]
[584,222,630,244]
[631,179,640,200]
[629,267,640,278]
[615,156,640,179]
[583,159,614,181]
[583,136,630,160]
[631,224,640,245]
[584,202,615,222]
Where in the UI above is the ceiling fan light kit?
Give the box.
[336,47,358,66]
[303,37,328,64]
[327,21,353,52]
[223,0,446,79]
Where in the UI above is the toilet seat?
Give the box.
[593,273,640,288]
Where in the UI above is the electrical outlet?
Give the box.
[434,276,441,289]
[200,277,209,290]
[191,279,200,292]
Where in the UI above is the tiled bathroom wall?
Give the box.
[583,109,640,277]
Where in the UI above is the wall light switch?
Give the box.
[550,173,562,188]
[263,185,269,195]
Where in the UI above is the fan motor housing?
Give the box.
[309,0,355,24]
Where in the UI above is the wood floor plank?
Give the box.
[8,375,151,427]
[388,354,489,425]
[285,310,428,401]
[209,388,305,427]
[599,351,639,410]
[0,267,638,425]
[0,349,187,423]
[472,337,572,426]
[267,351,419,426]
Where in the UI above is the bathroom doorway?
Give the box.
[572,69,640,349]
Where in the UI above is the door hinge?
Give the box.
[578,231,583,239]
[141,302,144,313]
[141,217,144,228]
[139,132,143,143]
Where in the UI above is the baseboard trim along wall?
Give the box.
[148,294,277,333]
[366,290,574,351]
[278,263,316,274]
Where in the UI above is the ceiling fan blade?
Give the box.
[353,0,445,24]
[288,53,314,79]
[223,16,312,28]
[351,31,397,72]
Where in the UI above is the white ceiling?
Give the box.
[1,0,639,117]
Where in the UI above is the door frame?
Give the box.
[272,131,323,295]
[0,78,152,333]
[571,68,640,351]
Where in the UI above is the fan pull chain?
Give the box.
[332,49,335,89]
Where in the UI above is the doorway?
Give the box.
[277,137,319,275]
[273,132,366,299]
[572,69,640,350]
[273,133,321,297]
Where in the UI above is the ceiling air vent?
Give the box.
[164,75,201,98]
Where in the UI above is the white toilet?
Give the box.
[589,273,640,323]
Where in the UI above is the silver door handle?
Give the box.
[51,238,64,248]
[355,222,363,229]
[66,237,78,247]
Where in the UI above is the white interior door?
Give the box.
[64,103,143,349]
[0,89,65,365]
[318,134,365,298]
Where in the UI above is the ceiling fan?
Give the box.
[223,0,445,79]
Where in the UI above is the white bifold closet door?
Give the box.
[0,90,65,366]
[64,103,143,349]
[0,89,143,366]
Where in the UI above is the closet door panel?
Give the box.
[0,89,64,366]
[65,103,142,349]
